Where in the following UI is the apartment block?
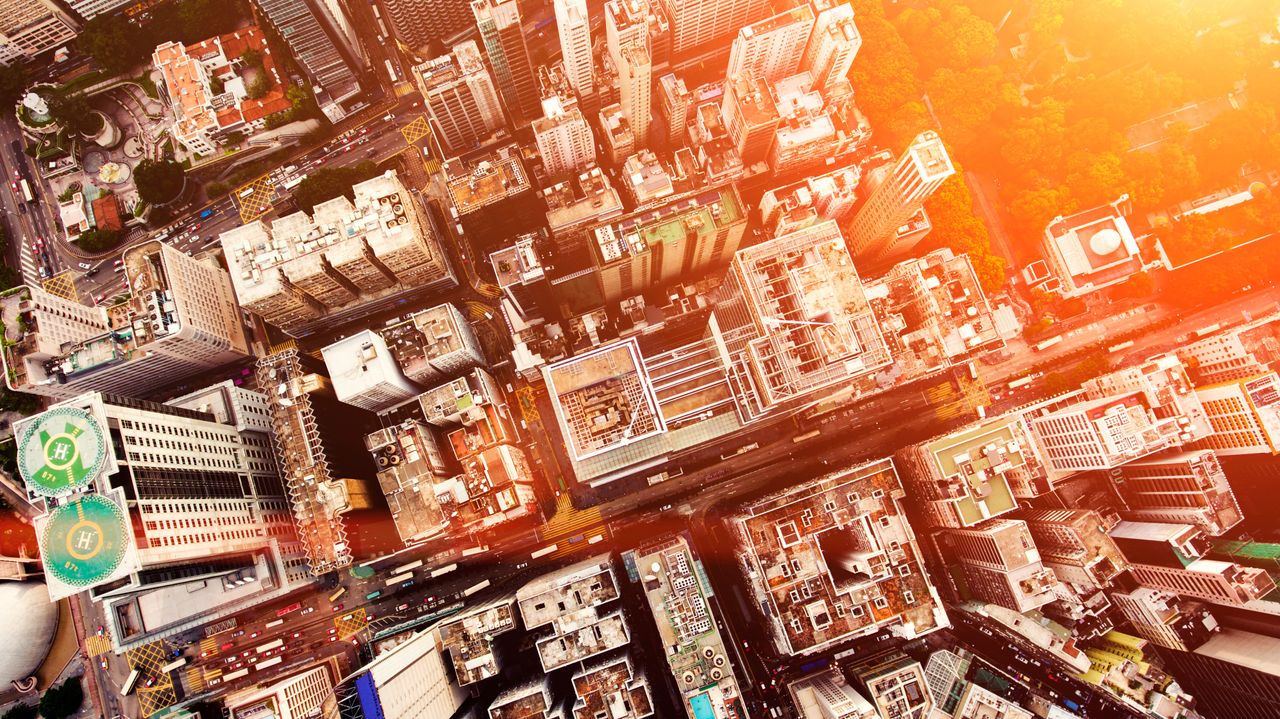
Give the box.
[1114,450,1243,536]
[490,234,546,321]
[620,150,677,207]
[1116,526,1277,609]
[516,556,630,671]
[788,669,875,719]
[378,0,474,52]
[1194,373,1280,455]
[1014,509,1127,590]
[322,330,422,411]
[1030,391,1200,475]
[759,164,860,237]
[727,3,814,84]
[363,420,450,544]
[1084,354,1211,437]
[413,41,506,154]
[487,680,557,719]
[768,73,868,173]
[615,39,652,147]
[221,171,454,336]
[380,302,485,386]
[626,536,746,719]
[1110,587,1219,652]
[443,144,532,215]
[570,657,654,719]
[533,93,596,178]
[554,0,593,97]
[941,520,1059,612]
[952,683,1032,719]
[1,241,250,399]
[659,0,769,54]
[472,0,540,123]
[657,72,692,146]
[803,0,860,94]
[721,72,779,167]
[729,458,945,655]
[436,598,519,686]
[542,167,627,236]
[845,131,954,261]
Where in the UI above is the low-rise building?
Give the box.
[1034,195,1155,297]
[729,458,945,656]
[759,164,860,238]
[570,656,654,719]
[542,167,625,237]
[443,144,532,216]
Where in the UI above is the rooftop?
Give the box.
[516,556,629,672]
[321,330,417,407]
[730,458,944,655]
[571,657,654,719]
[490,234,544,289]
[444,144,531,215]
[364,421,449,544]
[437,598,518,686]
[915,418,1025,526]
[727,73,779,128]
[592,185,743,265]
[1044,198,1144,293]
[380,303,476,380]
[542,168,625,234]
[544,340,665,461]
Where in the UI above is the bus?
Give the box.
[328,587,346,603]
[463,579,490,598]
[393,559,423,575]
[255,639,284,654]
[530,545,557,559]
[1194,323,1222,338]
[365,590,383,601]
[121,669,141,696]
[18,178,34,203]
[792,429,820,443]
[1007,376,1034,391]
[385,572,414,587]
[265,619,285,629]
[1033,336,1063,351]
[275,602,302,618]
[1108,340,1135,354]
[429,564,456,578]
[384,59,397,84]
[223,667,250,682]
[281,174,307,191]
[238,186,256,198]
[160,657,188,674]
[256,656,283,671]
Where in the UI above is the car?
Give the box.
[220,642,235,651]
[11,169,18,179]
[659,503,673,512]
[86,267,99,277]
[367,613,375,621]
[39,266,49,279]
[351,638,359,645]
[98,657,109,671]
[247,656,258,665]
[78,262,92,270]
[231,662,243,670]
[332,604,344,612]
[400,580,414,589]
[328,628,337,635]
[8,181,15,192]
[144,677,157,688]
[113,259,123,266]
[241,650,252,658]
[250,632,259,638]
[232,630,246,638]
[341,613,353,621]
[96,625,105,636]
[225,657,238,666]
[292,632,302,639]
[396,603,410,611]
[301,607,316,615]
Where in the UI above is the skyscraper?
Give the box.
[378,0,474,52]
[1109,520,1276,608]
[472,0,540,123]
[413,41,507,155]
[1014,508,1127,590]
[657,72,692,145]
[845,131,954,260]
[1110,587,1218,652]
[660,0,769,55]
[1194,373,1280,455]
[726,4,814,84]
[1113,450,1243,536]
[803,0,861,94]
[533,95,597,178]
[0,241,251,400]
[0,0,77,64]
[942,520,1059,612]
[252,0,363,121]
[554,0,593,97]
[615,38,652,147]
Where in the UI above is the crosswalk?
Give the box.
[19,244,41,285]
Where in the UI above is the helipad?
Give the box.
[40,494,130,590]
[18,407,108,498]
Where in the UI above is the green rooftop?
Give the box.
[928,419,1023,526]
[638,188,742,252]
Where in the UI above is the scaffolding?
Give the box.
[257,349,352,575]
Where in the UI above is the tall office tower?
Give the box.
[222,171,455,336]
[1194,373,1280,455]
[252,0,362,122]
[589,184,746,301]
[0,0,76,64]
[1109,520,1276,608]
[657,72,691,145]
[726,4,814,84]
[380,302,485,386]
[226,666,337,719]
[1013,509,1127,590]
[615,38,652,147]
[845,131,954,260]
[413,41,507,154]
[850,656,937,719]
[472,0,540,124]
[759,164,861,237]
[1114,450,1243,537]
[605,0,648,61]
[941,520,1059,612]
[0,242,251,400]
[1084,354,1211,435]
[1110,587,1219,652]
[1149,629,1280,719]
[16,384,307,651]
[721,71,779,167]
[708,220,891,422]
[554,0,593,97]
[379,0,474,52]
[321,330,422,411]
[533,93,596,178]
[517,557,631,671]
[660,0,769,55]
[803,0,860,94]
[788,669,876,719]
[336,628,466,719]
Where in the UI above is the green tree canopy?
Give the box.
[133,159,186,205]
[78,14,147,75]
[76,228,123,253]
[39,679,83,719]
[292,162,379,213]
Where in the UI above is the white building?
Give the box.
[553,0,593,97]
[1037,196,1151,298]
[660,0,770,54]
[344,629,465,719]
[953,683,1032,719]
[615,38,652,147]
[380,302,485,386]
[516,556,630,672]
[803,0,860,94]
[412,40,506,154]
[726,4,814,84]
[0,0,77,64]
[227,665,336,719]
[789,669,876,719]
[533,95,596,178]
[321,330,422,411]
[845,131,954,261]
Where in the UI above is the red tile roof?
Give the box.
[91,195,123,232]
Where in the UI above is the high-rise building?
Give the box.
[533,93,596,179]
[729,458,945,655]
[554,0,593,97]
[768,72,870,173]
[472,0,540,123]
[221,171,455,336]
[1150,628,1280,719]
[759,164,861,237]
[1014,508,1127,590]
[615,39,652,147]
[569,658,655,719]
[707,220,891,422]
[1110,520,1276,608]
[378,0,474,53]
[321,330,422,411]
[1177,314,1280,385]
[17,385,307,651]
[849,655,937,719]
[660,0,769,55]
[803,0,860,94]
[726,4,814,84]
[788,669,876,719]
[952,683,1032,719]
[379,302,485,386]
[516,556,630,671]
[252,0,363,122]
[338,628,466,719]
[941,520,1059,612]
[1194,373,1280,455]
[0,0,76,64]
[1110,587,1219,652]
[657,72,692,146]
[721,71,779,167]
[1113,449,1243,536]
[845,131,954,260]
[598,102,636,163]
[413,41,507,154]
[227,665,338,719]
[0,241,251,400]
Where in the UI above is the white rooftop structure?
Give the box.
[321,330,422,411]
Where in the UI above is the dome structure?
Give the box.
[1089,227,1123,256]
[0,583,57,689]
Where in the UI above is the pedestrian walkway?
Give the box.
[539,495,603,549]
[19,244,42,286]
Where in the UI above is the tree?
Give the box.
[925,66,1019,153]
[0,703,35,719]
[246,75,271,100]
[47,92,99,136]
[1008,184,1075,237]
[133,159,186,205]
[1063,150,1129,208]
[39,679,83,719]
[239,48,263,71]
[0,64,27,107]
[78,14,146,75]
[76,228,122,252]
[895,0,997,77]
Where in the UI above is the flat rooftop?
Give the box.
[364,421,448,544]
[593,185,743,265]
[444,144,530,215]
[437,598,518,686]
[544,340,666,461]
[516,556,628,672]
[921,418,1024,526]
[571,657,654,719]
[381,303,473,378]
